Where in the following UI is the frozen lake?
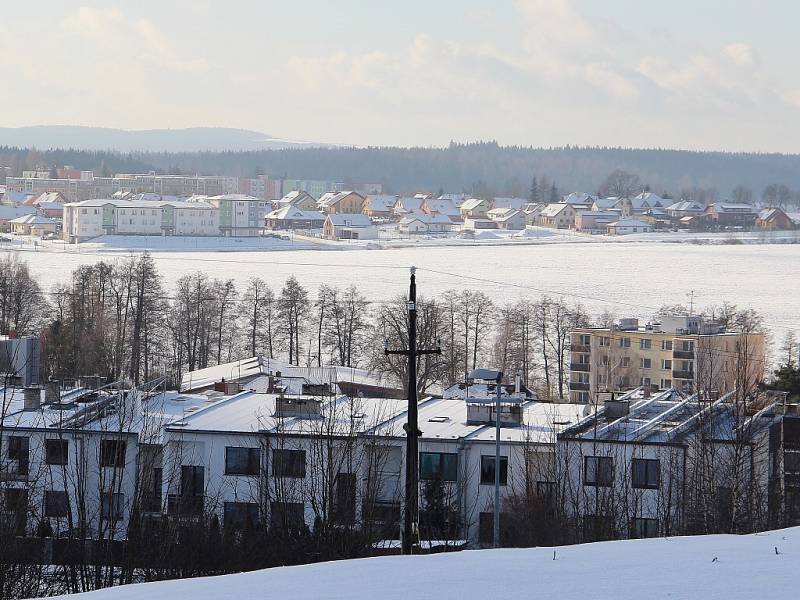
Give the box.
[3,242,798,347]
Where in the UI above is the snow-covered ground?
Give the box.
[42,527,799,600]
[2,241,798,345]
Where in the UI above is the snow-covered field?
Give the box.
[41,527,799,600]
[2,241,797,343]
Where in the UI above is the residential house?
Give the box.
[24,191,68,218]
[522,203,545,226]
[557,387,791,541]
[317,191,366,215]
[592,197,622,211]
[462,217,498,231]
[398,212,453,235]
[666,200,705,219]
[459,198,492,220]
[487,207,526,230]
[567,315,765,403]
[323,213,377,240]
[0,205,36,232]
[756,208,795,231]
[264,206,326,231]
[363,195,399,219]
[8,214,58,236]
[276,191,318,211]
[606,218,653,235]
[421,197,460,222]
[391,197,425,219]
[704,203,758,228]
[574,210,620,233]
[537,203,577,229]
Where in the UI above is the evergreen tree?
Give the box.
[549,182,559,202]
[529,176,539,202]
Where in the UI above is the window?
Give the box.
[681,340,695,352]
[660,379,672,389]
[621,357,631,368]
[631,517,659,538]
[579,334,591,346]
[420,452,458,482]
[662,359,672,370]
[224,502,259,530]
[100,439,127,468]
[640,377,652,387]
[2,488,28,534]
[225,447,260,476]
[681,360,693,372]
[785,450,800,473]
[45,439,68,465]
[333,473,357,524]
[584,456,613,487]
[578,353,591,364]
[640,358,652,369]
[619,337,631,348]
[181,465,205,497]
[44,490,69,518]
[270,501,305,530]
[272,449,306,478]
[480,455,508,486]
[640,339,652,350]
[101,492,125,520]
[599,336,610,347]
[631,458,660,489]
[576,372,590,384]
[7,436,29,475]
[661,340,673,351]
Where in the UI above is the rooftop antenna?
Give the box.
[687,290,695,315]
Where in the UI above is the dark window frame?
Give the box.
[44,490,69,518]
[584,455,613,487]
[419,452,458,482]
[225,446,261,476]
[272,449,306,478]
[100,439,127,468]
[480,455,508,486]
[631,517,659,538]
[45,439,69,466]
[631,458,660,489]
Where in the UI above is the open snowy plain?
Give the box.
[40,527,799,600]
[2,239,797,342]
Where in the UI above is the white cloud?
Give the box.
[724,43,758,67]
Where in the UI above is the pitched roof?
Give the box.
[9,214,57,225]
[539,203,571,217]
[491,197,527,210]
[667,200,704,212]
[423,198,459,215]
[266,205,325,221]
[365,195,398,211]
[460,197,489,211]
[325,213,373,227]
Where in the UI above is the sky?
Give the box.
[1,0,800,151]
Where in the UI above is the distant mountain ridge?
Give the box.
[0,126,335,152]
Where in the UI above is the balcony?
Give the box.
[571,344,591,354]
[569,382,590,391]
[672,370,695,380]
[570,363,591,372]
[673,350,695,360]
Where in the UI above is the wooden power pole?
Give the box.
[385,266,440,555]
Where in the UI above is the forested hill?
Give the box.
[4,142,800,198]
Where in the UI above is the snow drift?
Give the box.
[41,527,798,600]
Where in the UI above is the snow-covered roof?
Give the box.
[318,191,364,208]
[563,192,597,205]
[393,197,425,212]
[205,194,261,201]
[0,205,37,220]
[593,197,622,209]
[460,197,488,211]
[9,213,57,225]
[539,203,571,217]
[265,205,325,221]
[365,195,399,211]
[423,198,459,215]
[399,211,452,226]
[633,192,665,207]
[707,202,758,213]
[607,218,651,228]
[667,200,704,212]
[491,197,527,210]
[65,198,216,210]
[278,190,315,205]
[326,213,373,227]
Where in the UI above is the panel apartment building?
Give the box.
[6,174,240,203]
[568,316,765,403]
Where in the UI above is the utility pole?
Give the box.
[385,266,440,555]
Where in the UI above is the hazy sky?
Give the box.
[1,1,799,151]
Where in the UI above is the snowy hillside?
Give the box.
[43,528,797,600]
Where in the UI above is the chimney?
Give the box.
[604,399,630,420]
[23,386,41,410]
[514,370,522,397]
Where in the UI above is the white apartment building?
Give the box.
[62,198,219,242]
[206,194,271,236]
